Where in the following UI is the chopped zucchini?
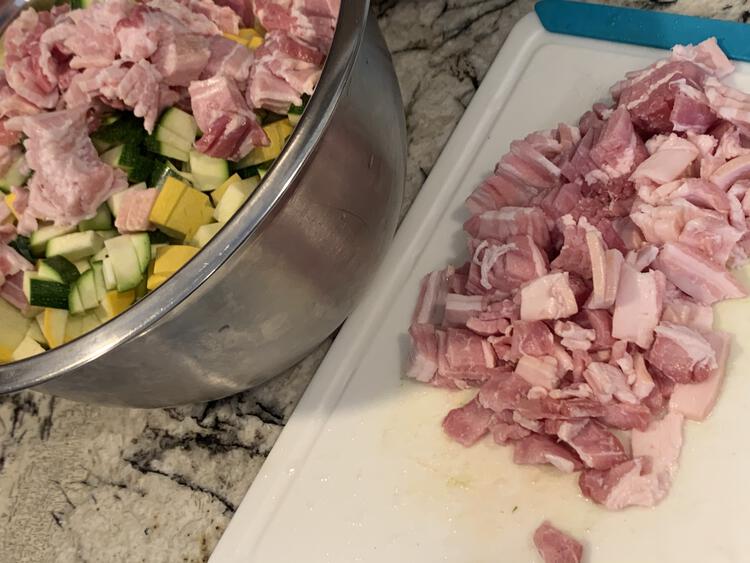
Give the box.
[29,225,76,257]
[23,272,69,309]
[92,114,145,146]
[211,173,240,204]
[157,108,198,143]
[144,138,189,162]
[26,321,47,346]
[104,236,142,291]
[46,231,104,262]
[90,262,106,301]
[128,233,151,273]
[102,258,117,291]
[188,222,223,247]
[68,286,85,315]
[10,236,33,263]
[75,269,99,310]
[73,260,91,274]
[213,176,259,223]
[39,256,80,285]
[100,144,155,184]
[0,156,30,193]
[150,160,193,189]
[78,205,113,231]
[189,150,230,191]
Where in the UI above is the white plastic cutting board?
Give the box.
[210,13,750,563]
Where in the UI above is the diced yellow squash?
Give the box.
[188,222,223,248]
[213,177,259,223]
[64,314,84,343]
[42,308,68,349]
[147,273,170,291]
[26,320,47,345]
[11,335,45,360]
[240,120,294,167]
[0,299,31,361]
[153,245,199,276]
[247,35,264,49]
[151,178,213,240]
[81,312,102,333]
[4,192,18,221]
[100,290,135,319]
[222,32,249,46]
[238,27,262,40]
[149,177,187,227]
[211,173,241,204]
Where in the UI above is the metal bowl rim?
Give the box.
[0,0,370,392]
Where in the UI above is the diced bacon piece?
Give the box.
[4,9,59,109]
[183,0,241,34]
[478,372,532,413]
[405,324,439,384]
[147,0,224,34]
[490,418,531,444]
[463,207,550,249]
[704,77,750,137]
[548,382,593,400]
[626,245,658,272]
[514,355,559,390]
[550,215,591,279]
[670,79,717,133]
[0,244,33,285]
[436,328,500,386]
[670,330,731,420]
[710,154,750,191]
[514,434,582,473]
[631,352,656,400]
[12,107,126,226]
[520,272,579,322]
[190,76,268,161]
[647,322,717,383]
[201,35,254,83]
[673,178,730,213]
[617,59,706,134]
[442,397,494,447]
[412,267,451,325]
[587,106,648,183]
[499,138,560,188]
[533,521,583,563]
[661,292,714,331]
[583,362,638,404]
[541,182,582,221]
[107,60,170,134]
[465,174,538,215]
[510,320,554,358]
[678,215,742,266]
[632,411,684,481]
[630,134,700,185]
[152,33,211,87]
[554,320,595,352]
[671,38,734,77]
[0,270,29,311]
[611,263,665,349]
[557,420,628,470]
[442,294,483,328]
[611,216,644,251]
[114,188,158,233]
[252,0,338,51]
[602,402,651,431]
[579,457,663,510]
[586,227,623,310]
[467,235,548,295]
[653,242,746,304]
[62,0,128,70]
[583,309,615,351]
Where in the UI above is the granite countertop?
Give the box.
[0,1,744,561]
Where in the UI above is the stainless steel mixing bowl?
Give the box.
[0,0,405,406]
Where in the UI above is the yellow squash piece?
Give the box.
[146,274,170,291]
[100,290,135,320]
[11,335,45,361]
[4,192,18,222]
[149,177,214,240]
[222,32,249,46]
[240,119,294,167]
[153,245,199,276]
[64,314,84,343]
[212,173,241,204]
[26,321,47,346]
[42,308,68,349]
[238,27,264,49]
[0,299,31,361]
[188,222,223,248]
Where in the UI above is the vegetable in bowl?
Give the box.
[0,0,337,362]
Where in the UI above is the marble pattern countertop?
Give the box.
[0,0,745,561]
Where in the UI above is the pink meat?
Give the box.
[190,76,269,161]
[0,244,33,285]
[412,267,451,325]
[587,106,648,183]
[579,457,661,510]
[704,77,750,137]
[152,33,211,87]
[114,188,158,234]
[647,322,717,383]
[468,235,548,294]
[510,320,554,358]
[583,362,638,405]
[514,355,559,390]
[520,272,579,322]
[533,521,583,563]
[201,35,254,83]
[442,397,494,447]
[601,402,651,431]
[671,38,734,78]
[670,80,717,133]
[630,134,699,185]
[463,207,550,249]
[442,294,484,328]
[513,434,582,473]
[678,215,742,266]
[670,330,731,420]
[556,420,628,470]
[11,107,126,225]
[586,227,623,310]
[550,215,591,279]
[611,262,665,349]
[653,242,746,304]
[252,0,338,51]
[147,0,225,35]
[710,154,750,191]
[0,270,29,311]
[405,324,439,384]
[465,173,538,215]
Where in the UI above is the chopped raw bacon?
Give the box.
[403,38,750,530]
[533,521,583,563]
[114,187,158,234]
